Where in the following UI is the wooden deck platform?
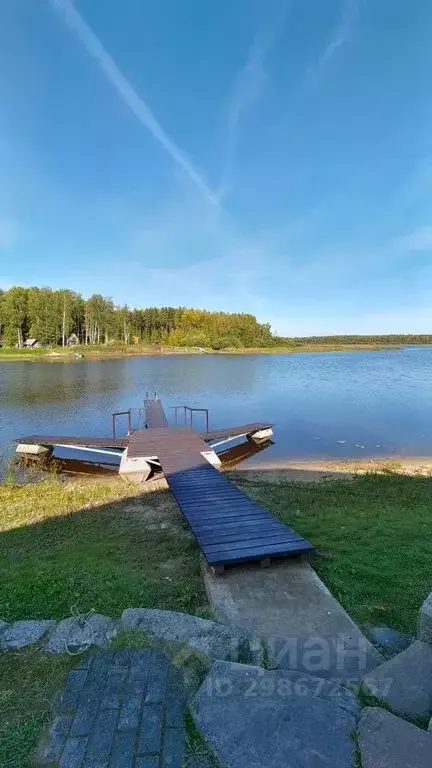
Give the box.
[16,423,273,451]
[16,434,129,450]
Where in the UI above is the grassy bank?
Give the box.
[235,471,432,633]
[1,470,429,631]
[0,342,402,362]
[0,478,209,621]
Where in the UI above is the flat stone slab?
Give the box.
[359,707,432,768]
[266,632,382,682]
[121,608,260,665]
[39,649,186,767]
[363,640,432,717]
[419,592,432,645]
[193,660,359,768]
[45,614,118,654]
[203,559,382,680]
[0,619,55,649]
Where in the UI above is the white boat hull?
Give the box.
[119,448,152,483]
[16,443,51,456]
[250,428,273,443]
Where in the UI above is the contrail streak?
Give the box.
[50,0,218,205]
[219,1,289,196]
[306,0,360,81]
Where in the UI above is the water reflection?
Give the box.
[2,348,432,477]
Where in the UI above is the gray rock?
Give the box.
[0,619,56,649]
[0,620,9,636]
[428,717,432,733]
[359,707,432,768]
[45,614,119,654]
[267,632,382,682]
[362,640,432,717]
[121,609,260,665]
[367,626,413,655]
[193,660,359,768]
[419,593,432,645]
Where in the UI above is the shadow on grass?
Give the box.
[0,480,209,623]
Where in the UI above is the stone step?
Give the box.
[359,707,432,768]
[362,640,432,718]
[193,660,360,768]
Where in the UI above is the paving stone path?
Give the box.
[40,650,186,768]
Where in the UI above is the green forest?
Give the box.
[0,286,431,350]
[0,286,273,349]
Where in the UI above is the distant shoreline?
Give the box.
[0,342,411,362]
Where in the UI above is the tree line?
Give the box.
[1,286,430,349]
[0,286,274,349]
[287,334,432,345]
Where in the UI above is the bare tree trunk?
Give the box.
[62,302,66,347]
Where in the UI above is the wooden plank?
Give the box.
[206,540,313,565]
[170,501,266,515]
[169,508,268,522]
[203,534,307,555]
[196,530,306,547]
[193,521,284,535]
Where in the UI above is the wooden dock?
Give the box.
[126,424,313,571]
[16,397,313,571]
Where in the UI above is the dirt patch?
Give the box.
[120,490,191,538]
[230,456,432,483]
[229,468,354,484]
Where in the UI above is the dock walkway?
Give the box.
[128,424,313,572]
[144,397,168,428]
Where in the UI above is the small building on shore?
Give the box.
[23,338,41,348]
[66,333,80,346]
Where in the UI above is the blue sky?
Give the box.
[0,0,431,335]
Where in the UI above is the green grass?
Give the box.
[0,342,400,363]
[234,472,432,633]
[356,685,430,730]
[0,478,209,621]
[0,471,430,766]
[0,648,76,767]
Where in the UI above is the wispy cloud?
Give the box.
[50,0,218,206]
[219,1,290,195]
[394,226,432,253]
[306,0,360,81]
[0,216,18,248]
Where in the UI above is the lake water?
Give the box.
[1,347,432,474]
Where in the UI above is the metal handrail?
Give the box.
[112,410,131,438]
[171,405,209,433]
[112,407,146,436]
